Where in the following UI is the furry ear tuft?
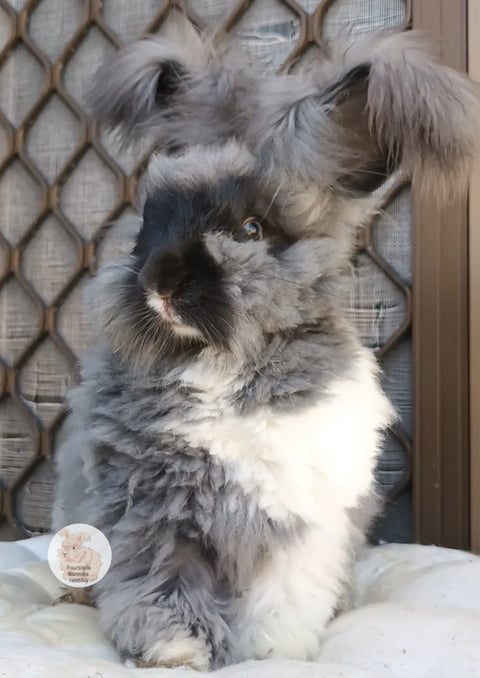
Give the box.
[324,62,399,194]
[363,31,480,198]
[86,26,255,153]
[256,30,480,201]
[86,37,203,145]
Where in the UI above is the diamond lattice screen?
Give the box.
[0,0,412,540]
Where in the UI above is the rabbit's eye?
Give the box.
[242,218,262,240]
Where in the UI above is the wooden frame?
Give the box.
[469,0,480,553]
[412,0,471,550]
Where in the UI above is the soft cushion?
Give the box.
[0,538,479,678]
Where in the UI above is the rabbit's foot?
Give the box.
[134,636,211,671]
[53,587,96,607]
[235,528,342,661]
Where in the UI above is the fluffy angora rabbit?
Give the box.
[52,24,479,670]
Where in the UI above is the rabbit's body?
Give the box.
[52,23,479,672]
[54,322,392,668]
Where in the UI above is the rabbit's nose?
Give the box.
[138,244,191,294]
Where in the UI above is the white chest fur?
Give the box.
[176,349,395,526]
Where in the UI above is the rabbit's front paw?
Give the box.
[135,635,211,671]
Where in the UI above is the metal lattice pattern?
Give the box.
[0,0,412,538]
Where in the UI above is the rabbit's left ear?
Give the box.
[257,31,480,198]
[87,22,252,152]
[87,40,188,145]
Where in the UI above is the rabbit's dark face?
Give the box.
[135,181,287,346]
[122,145,298,354]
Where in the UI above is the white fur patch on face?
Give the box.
[146,293,203,339]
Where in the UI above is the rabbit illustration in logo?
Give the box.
[52,20,480,671]
[57,528,102,584]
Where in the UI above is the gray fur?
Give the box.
[253,30,480,197]
[53,347,306,667]
[53,24,480,671]
[89,27,479,201]
[87,25,257,154]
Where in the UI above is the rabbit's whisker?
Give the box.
[259,184,282,223]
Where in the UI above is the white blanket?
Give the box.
[1,537,479,678]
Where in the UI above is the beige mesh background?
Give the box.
[0,0,412,540]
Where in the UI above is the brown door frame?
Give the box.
[469,0,480,553]
[412,0,471,550]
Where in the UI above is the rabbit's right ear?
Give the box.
[59,528,71,538]
[256,31,480,200]
[87,25,251,152]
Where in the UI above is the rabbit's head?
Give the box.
[88,24,480,365]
